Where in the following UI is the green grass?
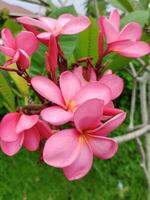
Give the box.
[0,127,147,200]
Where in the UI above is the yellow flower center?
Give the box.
[66,100,77,112]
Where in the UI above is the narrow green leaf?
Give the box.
[140,0,149,9]
[59,35,78,58]
[3,19,22,35]
[49,5,77,18]
[108,0,127,12]
[105,54,131,72]
[30,43,47,76]
[0,72,15,111]
[0,54,5,65]
[117,0,133,12]
[75,17,99,64]
[9,71,29,97]
[121,10,149,28]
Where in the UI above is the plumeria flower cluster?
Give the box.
[0,10,149,180]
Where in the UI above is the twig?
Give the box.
[137,58,146,66]
[129,62,137,77]
[19,104,47,115]
[139,73,148,125]
[57,43,67,73]
[128,79,137,130]
[128,63,150,185]
[114,125,150,143]
[146,76,150,192]
[136,137,150,184]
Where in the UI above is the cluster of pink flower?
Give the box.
[0,10,149,180]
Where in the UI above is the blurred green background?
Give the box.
[0,0,150,199]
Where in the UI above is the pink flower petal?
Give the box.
[103,69,112,75]
[41,106,72,125]
[16,49,30,69]
[73,67,97,86]
[22,23,40,36]
[63,140,93,180]
[17,16,50,31]
[37,32,52,40]
[110,41,150,57]
[36,120,52,139]
[0,112,20,142]
[99,16,119,43]
[23,127,40,151]
[74,82,111,106]
[13,51,20,62]
[103,107,123,116]
[73,66,88,86]
[61,16,91,34]
[16,114,39,134]
[0,134,24,156]
[74,99,104,132]
[99,74,124,99]
[38,16,57,31]
[88,136,118,159]
[43,129,80,168]
[60,71,81,103]
[0,45,15,57]
[31,76,65,107]
[89,67,97,81]
[102,101,114,120]
[16,31,38,55]
[58,14,75,27]
[91,112,126,136]
[109,10,120,31]
[104,101,114,108]
[1,28,16,48]
[119,22,142,41]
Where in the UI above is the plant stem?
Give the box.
[57,43,67,73]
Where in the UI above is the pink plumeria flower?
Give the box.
[73,67,124,100]
[99,10,150,57]
[31,71,112,125]
[0,28,38,69]
[43,99,126,180]
[73,67,124,120]
[17,14,91,43]
[0,112,51,156]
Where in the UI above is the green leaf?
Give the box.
[59,35,78,58]
[75,17,99,64]
[108,0,128,12]
[140,0,149,9]
[108,0,133,12]
[0,72,15,111]
[30,43,47,76]
[49,5,77,18]
[9,68,29,97]
[128,0,144,10]
[121,10,149,28]
[117,0,133,12]
[105,54,131,72]
[3,19,22,35]
[0,54,5,65]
